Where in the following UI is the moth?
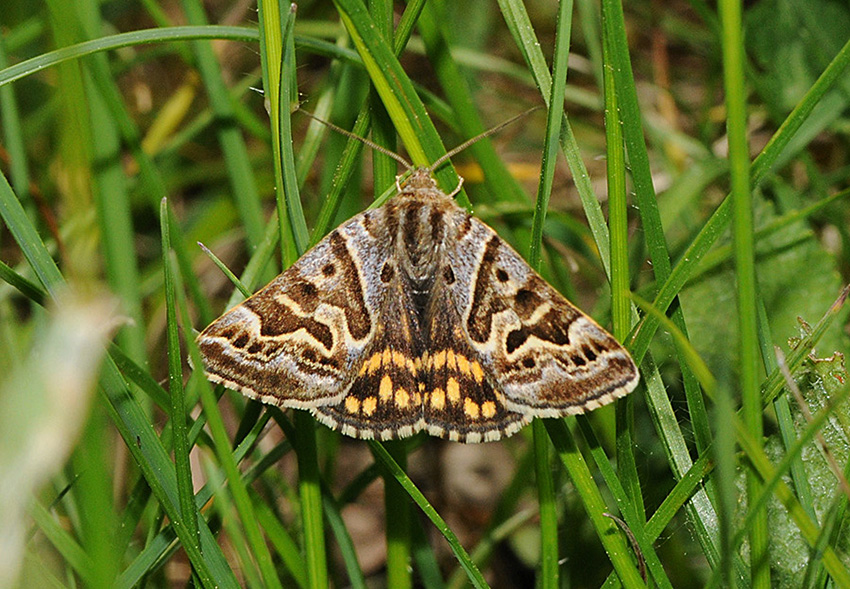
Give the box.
[197,132,639,443]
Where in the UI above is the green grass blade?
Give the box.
[180,273,284,589]
[79,0,147,365]
[731,416,850,587]
[719,0,768,582]
[276,5,310,256]
[332,0,464,203]
[321,486,369,589]
[368,441,489,589]
[524,0,573,585]
[497,0,611,271]
[600,0,644,533]
[0,259,47,304]
[544,419,646,587]
[99,359,239,588]
[180,0,265,250]
[0,26,261,89]
[574,416,674,589]
[629,35,850,363]
[160,198,200,548]
[0,170,65,296]
[261,4,330,587]
[254,492,310,589]
[418,1,528,205]
[602,0,714,480]
[198,242,252,298]
[29,498,95,582]
[0,37,31,205]
[310,0,428,242]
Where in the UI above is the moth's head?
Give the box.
[400,168,439,192]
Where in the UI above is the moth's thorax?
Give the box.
[387,173,460,287]
[397,167,452,202]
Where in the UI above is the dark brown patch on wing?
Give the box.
[327,231,372,340]
[466,236,504,343]
[514,282,545,319]
[246,298,335,351]
[503,306,576,355]
[442,266,455,285]
[527,306,575,346]
[289,281,320,313]
[505,329,527,354]
[384,201,400,242]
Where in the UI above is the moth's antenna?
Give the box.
[426,106,542,173]
[299,109,413,170]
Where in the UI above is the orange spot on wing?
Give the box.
[379,375,393,401]
[430,388,446,410]
[481,400,497,418]
[345,396,361,413]
[447,378,460,403]
[395,388,410,408]
[362,396,377,416]
[464,398,480,419]
[471,361,484,383]
[456,354,470,375]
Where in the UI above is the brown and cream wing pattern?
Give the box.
[197,207,393,409]
[441,212,640,417]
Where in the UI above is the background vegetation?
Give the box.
[1,0,849,587]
